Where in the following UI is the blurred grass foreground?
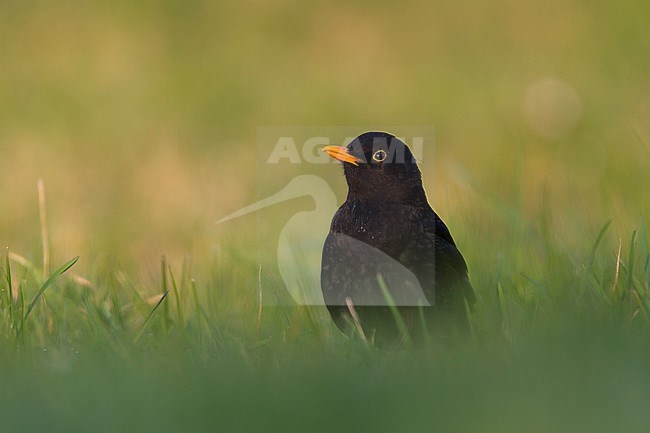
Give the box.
[1,1,650,432]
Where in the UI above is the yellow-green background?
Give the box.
[1,1,650,432]
[3,0,648,265]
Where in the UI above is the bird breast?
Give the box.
[332,201,421,259]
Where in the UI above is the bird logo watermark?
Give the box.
[216,127,435,307]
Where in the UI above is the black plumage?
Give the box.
[321,132,475,346]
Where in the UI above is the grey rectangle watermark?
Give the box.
[218,126,435,306]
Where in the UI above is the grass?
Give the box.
[2,188,650,432]
[1,0,649,431]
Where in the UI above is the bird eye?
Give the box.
[372,149,387,162]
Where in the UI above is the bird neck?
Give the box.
[346,180,430,207]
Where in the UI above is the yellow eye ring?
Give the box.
[372,149,387,162]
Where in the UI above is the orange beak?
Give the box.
[322,145,361,166]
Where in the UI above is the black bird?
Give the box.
[321,132,475,346]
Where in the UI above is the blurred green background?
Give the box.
[1,1,650,432]
[2,0,648,268]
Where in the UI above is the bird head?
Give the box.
[323,132,426,204]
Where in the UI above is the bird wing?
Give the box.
[399,228,475,310]
[321,231,431,307]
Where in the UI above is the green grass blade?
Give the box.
[627,231,637,295]
[417,301,432,348]
[134,290,170,344]
[160,256,171,332]
[23,256,79,321]
[464,296,475,337]
[586,220,612,277]
[18,280,25,336]
[377,274,411,347]
[168,264,183,327]
[497,282,512,342]
[4,247,14,323]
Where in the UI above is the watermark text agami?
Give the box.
[266,136,425,164]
